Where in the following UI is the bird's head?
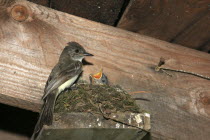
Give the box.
[60,42,93,62]
[89,69,109,85]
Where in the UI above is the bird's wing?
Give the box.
[42,61,82,100]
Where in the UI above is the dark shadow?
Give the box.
[82,59,94,65]
[0,103,38,137]
[133,98,151,102]
[114,0,131,26]
[142,132,151,140]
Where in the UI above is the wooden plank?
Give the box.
[117,0,210,50]
[0,130,28,140]
[52,112,149,130]
[50,0,126,26]
[0,0,210,139]
[171,11,210,50]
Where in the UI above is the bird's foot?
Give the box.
[70,84,78,90]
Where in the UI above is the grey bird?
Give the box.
[31,42,93,139]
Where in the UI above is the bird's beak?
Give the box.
[93,69,103,79]
[84,52,94,56]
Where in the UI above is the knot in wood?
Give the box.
[155,66,160,71]
[200,96,210,106]
[11,5,29,22]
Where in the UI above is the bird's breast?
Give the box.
[58,75,79,93]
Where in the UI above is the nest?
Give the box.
[55,84,141,114]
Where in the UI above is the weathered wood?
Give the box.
[0,130,28,140]
[49,0,126,26]
[52,112,150,131]
[38,112,149,139]
[117,0,210,50]
[0,0,210,139]
[171,11,210,50]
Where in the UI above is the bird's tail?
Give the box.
[31,92,57,140]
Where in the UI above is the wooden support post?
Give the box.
[0,0,210,139]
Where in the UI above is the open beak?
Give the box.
[93,69,103,79]
[84,52,94,56]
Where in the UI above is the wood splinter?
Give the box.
[155,57,210,80]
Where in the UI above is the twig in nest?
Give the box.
[129,91,148,95]
[87,98,98,109]
[155,57,210,80]
[132,98,150,101]
[98,103,142,129]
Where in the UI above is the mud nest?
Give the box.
[55,84,141,114]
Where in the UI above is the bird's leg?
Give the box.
[70,84,78,90]
[89,74,94,88]
[89,74,93,85]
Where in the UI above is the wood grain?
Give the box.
[117,0,210,50]
[171,11,210,50]
[0,0,210,139]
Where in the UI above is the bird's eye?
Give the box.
[75,49,79,53]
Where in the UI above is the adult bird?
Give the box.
[32,42,93,139]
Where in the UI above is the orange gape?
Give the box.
[93,69,103,79]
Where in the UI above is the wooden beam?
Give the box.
[0,0,210,139]
[117,0,210,50]
[171,11,210,50]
